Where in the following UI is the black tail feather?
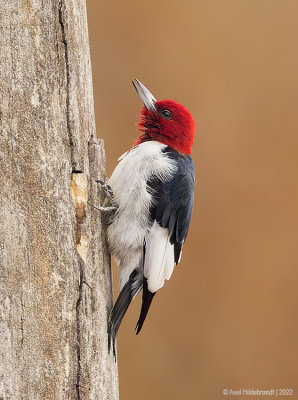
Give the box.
[174,242,182,264]
[108,269,143,357]
[135,278,156,335]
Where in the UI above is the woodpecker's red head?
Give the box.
[132,79,195,154]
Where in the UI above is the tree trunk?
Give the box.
[0,1,118,399]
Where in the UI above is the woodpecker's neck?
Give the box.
[133,132,191,154]
[134,130,192,155]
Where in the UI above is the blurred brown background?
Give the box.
[86,1,298,399]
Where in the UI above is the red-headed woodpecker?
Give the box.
[106,79,195,355]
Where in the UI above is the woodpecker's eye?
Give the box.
[160,109,172,119]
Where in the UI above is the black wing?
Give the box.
[149,146,195,264]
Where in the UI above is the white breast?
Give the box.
[107,141,177,288]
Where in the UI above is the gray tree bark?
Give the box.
[0,1,118,399]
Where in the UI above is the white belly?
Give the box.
[107,141,176,288]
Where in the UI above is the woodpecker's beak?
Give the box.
[132,79,156,110]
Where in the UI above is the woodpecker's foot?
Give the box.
[96,180,114,200]
[93,179,118,224]
[92,204,118,212]
[96,180,118,208]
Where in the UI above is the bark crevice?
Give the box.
[70,171,88,398]
[76,258,84,400]
[58,1,73,155]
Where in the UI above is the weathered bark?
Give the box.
[0,1,118,399]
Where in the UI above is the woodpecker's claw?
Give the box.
[93,179,119,223]
[96,180,114,199]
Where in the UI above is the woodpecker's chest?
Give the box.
[107,141,177,251]
[109,141,176,207]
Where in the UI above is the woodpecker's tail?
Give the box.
[135,278,156,334]
[108,268,143,358]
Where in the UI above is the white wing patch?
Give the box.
[144,221,175,293]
